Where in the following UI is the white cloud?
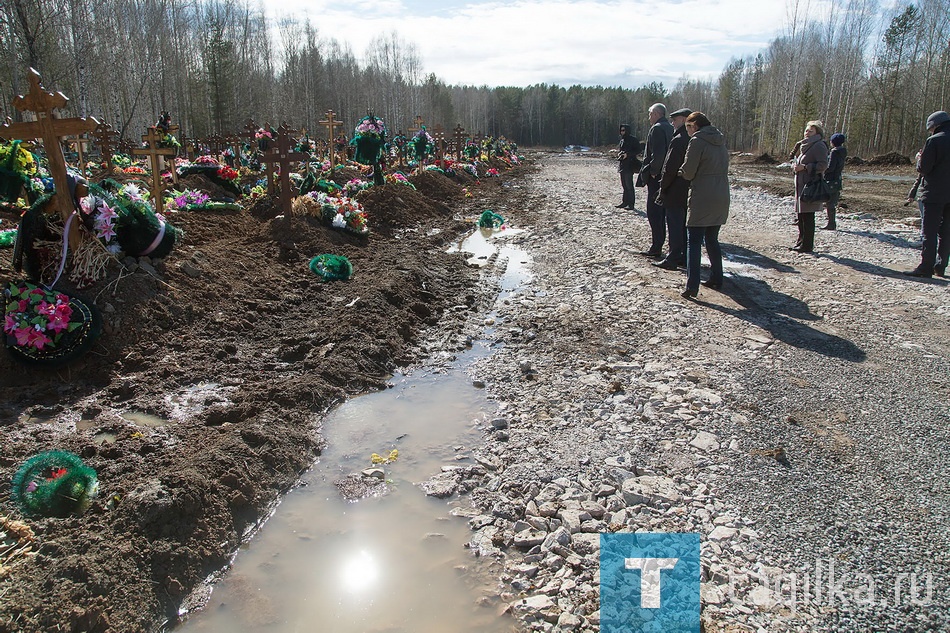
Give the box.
[266,0,788,88]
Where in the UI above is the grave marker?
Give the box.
[131,127,178,213]
[92,122,120,171]
[262,123,306,217]
[319,110,343,167]
[452,124,466,161]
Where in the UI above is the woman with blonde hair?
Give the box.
[791,120,829,252]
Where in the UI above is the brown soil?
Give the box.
[0,152,920,632]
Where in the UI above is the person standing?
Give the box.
[821,133,848,230]
[791,121,829,253]
[905,110,950,278]
[640,104,674,256]
[615,124,641,209]
[678,112,730,298]
[653,108,692,269]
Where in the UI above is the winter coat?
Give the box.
[679,125,730,227]
[659,125,690,209]
[918,122,950,205]
[617,132,642,173]
[642,118,674,180]
[824,146,847,184]
[794,135,829,214]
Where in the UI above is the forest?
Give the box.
[1,0,948,158]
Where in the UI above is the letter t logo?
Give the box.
[625,557,679,608]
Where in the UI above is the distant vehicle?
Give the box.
[564,145,591,153]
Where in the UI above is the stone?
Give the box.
[417,472,458,498]
[361,467,385,479]
[690,431,720,452]
[708,526,737,541]
[621,475,681,506]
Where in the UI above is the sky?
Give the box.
[264,0,793,90]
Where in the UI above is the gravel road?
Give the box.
[445,151,949,632]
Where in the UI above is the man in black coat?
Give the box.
[906,110,950,278]
[640,103,674,256]
[616,124,641,209]
[653,108,692,269]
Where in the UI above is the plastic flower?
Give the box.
[27,327,51,350]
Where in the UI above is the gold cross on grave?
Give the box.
[262,123,306,218]
[92,122,120,171]
[319,110,342,167]
[132,126,178,213]
[2,68,99,243]
[452,124,467,161]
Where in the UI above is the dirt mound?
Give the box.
[360,183,453,234]
[846,156,866,165]
[752,152,779,165]
[178,173,240,201]
[409,170,464,199]
[246,194,280,220]
[867,151,910,166]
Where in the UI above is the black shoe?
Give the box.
[935,267,946,278]
[905,268,932,278]
[652,259,679,270]
[702,280,722,290]
[820,224,836,230]
[681,288,698,299]
[641,249,663,258]
[615,203,629,209]
[789,246,813,253]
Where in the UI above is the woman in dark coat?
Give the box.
[821,132,847,230]
[791,120,829,252]
[679,112,730,299]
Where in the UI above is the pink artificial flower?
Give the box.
[17,299,28,312]
[27,328,51,350]
[96,219,117,241]
[3,314,18,334]
[14,327,32,346]
[98,202,118,221]
[47,311,70,334]
[37,301,56,317]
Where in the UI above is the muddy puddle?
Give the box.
[175,228,530,633]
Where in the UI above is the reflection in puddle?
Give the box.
[92,431,116,445]
[121,411,169,427]
[177,371,516,633]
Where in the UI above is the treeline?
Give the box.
[1,0,948,157]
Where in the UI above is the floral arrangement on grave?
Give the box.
[464,141,479,161]
[177,156,242,197]
[385,172,416,189]
[309,254,353,282]
[167,188,241,212]
[292,191,369,235]
[80,180,181,261]
[408,128,435,162]
[3,281,102,367]
[297,169,343,196]
[256,126,275,151]
[343,178,372,197]
[350,115,388,165]
[0,140,43,205]
[11,450,99,516]
[155,112,181,154]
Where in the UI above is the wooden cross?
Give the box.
[132,127,178,213]
[1,68,99,236]
[117,137,136,156]
[432,124,446,161]
[64,135,90,178]
[178,133,196,161]
[92,122,120,171]
[452,124,466,161]
[262,123,306,218]
[224,133,241,167]
[236,119,258,164]
[408,115,424,136]
[319,110,343,167]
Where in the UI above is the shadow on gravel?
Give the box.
[710,276,867,362]
[840,229,921,250]
[722,243,797,273]
[815,253,950,285]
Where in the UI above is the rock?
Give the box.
[708,526,737,541]
[417,472,458,498]
[361,467,385,479]
[621,475,681,506]
[541,526,571,550]
[690,431,720,452]
[557,612,583,629]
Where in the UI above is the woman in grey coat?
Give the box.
[792,120,829,252]
[679,111,730,299]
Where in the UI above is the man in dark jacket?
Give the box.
[616,124,641,209]
[906,110,950,278]
[641,104,674,256]
[653,108,692,269]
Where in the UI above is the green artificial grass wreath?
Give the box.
[309,254,353,281]
[478,210,506,229]
[11,450,99,517]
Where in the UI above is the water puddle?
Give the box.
[177,233,533,633]
[177,370,514,633]
[121,411,170,427]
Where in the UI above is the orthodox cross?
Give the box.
[1,68,99,235]
[117,137,136,156]
[92,122,120,171]
[408,115,424,137]
[431,124,446,161]
[262,123,306,218]
[132,127,178,213]
[452,124,467,161]
[236,119,258,163]
[319,110,343,167]
[178,133,196,161]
